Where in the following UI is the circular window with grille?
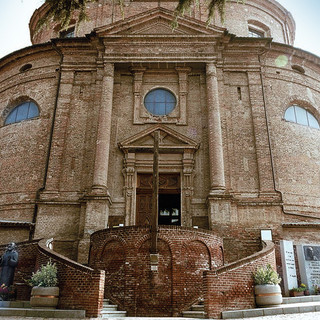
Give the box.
[144,88,176,116]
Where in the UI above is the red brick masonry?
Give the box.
[0,239,105,318]
[1,233,275,318]
[203,241,276,319]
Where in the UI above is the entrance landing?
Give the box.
[222,296,320,319]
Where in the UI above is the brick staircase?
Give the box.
[182,300,205,319]
[101,299,127,318]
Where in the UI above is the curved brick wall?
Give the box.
[0,239,105,318]
[89,226,224,316]
[204,241,277,319]
[29,0,294,45]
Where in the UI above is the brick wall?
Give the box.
[36,239,105,317]
[203,241,276,319]
[0,239,105,318]
[30,0,294,46]
[89,225,224,316]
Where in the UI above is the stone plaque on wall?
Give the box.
[280,240,298,296]
[297,244,320,294]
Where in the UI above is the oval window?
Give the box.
[144,88,176,116]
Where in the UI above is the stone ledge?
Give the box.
[0,307,86,319]
[221,301,320,319]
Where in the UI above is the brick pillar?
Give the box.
[78,62,114,263]
[247,71,277,197]
[206,63,225,194]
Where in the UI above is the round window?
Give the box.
[144,88,176,116]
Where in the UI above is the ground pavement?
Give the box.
[2,314,320,320]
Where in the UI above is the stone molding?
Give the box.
[119,125,199,226]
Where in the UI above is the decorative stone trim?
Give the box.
[130,67,191,125]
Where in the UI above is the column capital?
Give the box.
[206,63,217,77]
[103,62,114,77]
[129,66,147,74]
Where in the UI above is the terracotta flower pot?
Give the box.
[30,286,59,309]
[289,290,304,297]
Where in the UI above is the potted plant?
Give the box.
[253,264,282,307]
[289,283,307,297]
[28,260,59,309]
[313,285,320,295]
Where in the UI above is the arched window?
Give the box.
[284,105,320,129]
[247,20,270,38]
[144,88,176,116]
[5,101,39,125]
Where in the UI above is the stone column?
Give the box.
[122,152,136,226]
[92,62,114,194]
[206,63,225,194]
[182,149,195,227]
[78,62,114,263]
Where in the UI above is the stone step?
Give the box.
[221,301,320,319]
[101,310,127,318]
[181,310,205,319]
[0,300,31,308]
[103,304,119,311]
[282,295,320,304]
[191,304,205,311]
[0,307,86,318]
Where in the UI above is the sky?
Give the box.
[0,0,319,59]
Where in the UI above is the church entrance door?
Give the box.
[136,173,181,226]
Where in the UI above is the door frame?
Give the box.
[119,125,199,227]
[136,173,181,226]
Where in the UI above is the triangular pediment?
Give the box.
[118,125,199,153]
[95,7,226,36]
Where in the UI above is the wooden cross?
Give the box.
[150,130,160,254]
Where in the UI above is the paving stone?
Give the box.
[263,308,284,316]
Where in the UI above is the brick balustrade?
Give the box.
[0,239,105,318]
[0,234,276,318]
[203,241,276,319]
[89,225,224,316]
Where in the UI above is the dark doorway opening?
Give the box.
[136,173,181,226]
[158,194,181,226]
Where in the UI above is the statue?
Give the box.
[0,243,18,287]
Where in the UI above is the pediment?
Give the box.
[94,7,226,36]
[118,125,199,153]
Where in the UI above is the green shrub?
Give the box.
[291,283,307,292]
[28,261,58,287]
[253,264,281,285]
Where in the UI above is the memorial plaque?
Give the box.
[280,240,298,296]
[297,244,320,294]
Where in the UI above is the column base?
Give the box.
[207,192,235,227]
[209,187,226,196]
[78,191,112,264]
[90,185,110,196]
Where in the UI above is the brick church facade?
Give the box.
[1,0,320,317]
